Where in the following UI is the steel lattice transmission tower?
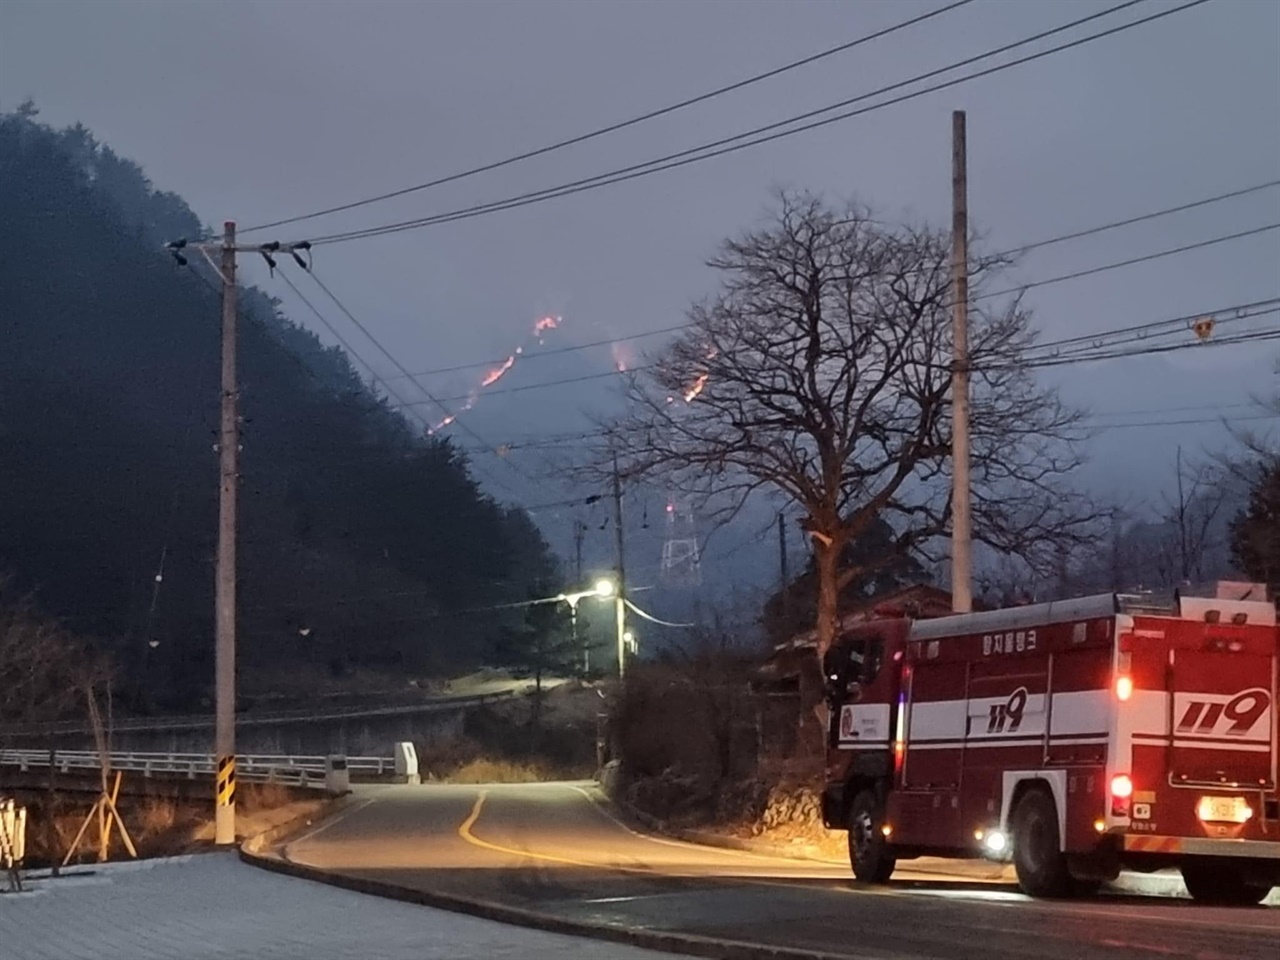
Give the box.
[659,498,702,588]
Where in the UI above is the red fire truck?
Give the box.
[820,585,1279,903]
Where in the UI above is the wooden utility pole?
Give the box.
[950,111,972,613]
[215,221,238,845]
[611,453,628,677]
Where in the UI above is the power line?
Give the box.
[1026,296,1280,355]
[275,269,390,394]
[1004,179,1280,258]
[450,406,1277,459]
[403,233,1280,410]
[298,266,538,481]
[439,303,1280,449]
[299,0,1197,247]
[274,266,531,496]
[427,365,646,406]
[977,223,1280,305]
[1089,412,1277,431]
[409,305,1275,409]
[1023,325,1280,369]
[392,323,690,381]
[272,270,534,494]
[1088,401,1260,419]
[238,0,975,235]
[385,177,1280,383]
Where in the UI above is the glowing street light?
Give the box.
[553,578,617,674]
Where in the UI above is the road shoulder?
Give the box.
[237,785,873,960]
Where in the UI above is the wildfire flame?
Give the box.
[429,413,456,434]
[430,314,563,434]
[683,373,708,403]
[480,354,517,388]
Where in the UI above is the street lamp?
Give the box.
[556,578,617,675]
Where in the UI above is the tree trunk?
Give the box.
[806,539,842,758]
[814,539,841,660]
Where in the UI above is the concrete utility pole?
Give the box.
[573,518,586,584]
[611,453,627,677]
[215,221,238,845]
[168,226,310,842]
[950,111,973,614]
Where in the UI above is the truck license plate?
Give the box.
[1197,796,1251,823]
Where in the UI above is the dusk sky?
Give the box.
[3,0,1277,580]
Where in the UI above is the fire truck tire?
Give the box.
[1180,860,1272,905]
[1010,788,1072,898]
[847,789,896,883]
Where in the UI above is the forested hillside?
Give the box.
[0,105,560,710]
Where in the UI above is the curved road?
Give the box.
[280,782,1278,960]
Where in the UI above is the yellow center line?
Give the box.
[454,787,869,897]
[458,790,631,870]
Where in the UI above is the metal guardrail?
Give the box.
[0,750,394,789]
[0,690,516,739]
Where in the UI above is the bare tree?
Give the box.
[1226,367,1280,590]
[594,192,1097,660]
[0,583,85,728]
[1157,447,1231,585]
[0,579,113,739]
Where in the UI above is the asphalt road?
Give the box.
[281,782,1279,960]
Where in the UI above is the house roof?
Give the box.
[772,584,956,655]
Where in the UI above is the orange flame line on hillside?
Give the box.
[683,373,708,403]
[429,413,456,434]
[431,315,563,434]
[480,355,517,388]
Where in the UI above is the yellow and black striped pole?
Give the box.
[216,755,236,811]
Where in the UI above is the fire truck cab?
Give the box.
[821,585,1279,903]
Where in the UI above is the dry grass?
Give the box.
[132,796,180,837]
[237,781,296,814]
[9,780,317,867]
[444,757,564,784]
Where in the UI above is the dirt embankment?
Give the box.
[619,767,846,861]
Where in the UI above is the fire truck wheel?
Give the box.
[847,789,896,883]
[1011,788,1072,898]
[1180,860,1272,905]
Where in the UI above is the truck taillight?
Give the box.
[893,694,906,774]
[1114,675,1133,701]
[1110,774,1133,817]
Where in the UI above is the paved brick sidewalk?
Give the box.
[0,853,683,960]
